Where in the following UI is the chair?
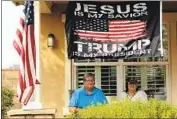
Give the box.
[144,90,154,99]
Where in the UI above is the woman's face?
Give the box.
[128,83,137,92]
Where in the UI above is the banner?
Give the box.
[65,1,161,59]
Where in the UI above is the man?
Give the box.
[69,73,108,113]
[118,79,148,101]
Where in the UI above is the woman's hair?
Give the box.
[83,73,95,81]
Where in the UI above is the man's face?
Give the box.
[84,76,95,90]
[128,83,137,92]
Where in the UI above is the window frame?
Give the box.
[72,59,169,98]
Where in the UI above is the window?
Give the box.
[101,66,117,96]
[75,64,117,96]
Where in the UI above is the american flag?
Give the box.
[13,1,40,105]
[74,19,147,42]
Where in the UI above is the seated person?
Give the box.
[118,79,148,101]
[68,73,108,113]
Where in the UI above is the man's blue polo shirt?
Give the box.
[69,87,108,109]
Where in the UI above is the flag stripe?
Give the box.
[18,18,25,33]
[20,17,25,28]
[30,25,36,70]
[13,40,21,55]
[76,28,145,35]
[14,35,22,47]
[26,27,33,86]
[109,25,146,31]
[29,26,36,85]
[26,26,35,86]
[23,86,34,105]
[109,21,146,27]
[109,20,141,24]
[16,30,23,43]
[77,31,146,38]
[80,33,147,42]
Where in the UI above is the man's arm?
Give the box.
[68,107,79,113]
[68,91,79,113]
[99,89,108,103]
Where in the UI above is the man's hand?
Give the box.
[69,107,79,113]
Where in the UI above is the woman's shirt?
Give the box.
[118,90,148,101]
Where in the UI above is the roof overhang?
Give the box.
[163,1,177,12]
[40,1,52,14]
[51,1,177,13]
[12,1,24,5]
[13,1,177,14]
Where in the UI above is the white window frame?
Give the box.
[73,60,169,100]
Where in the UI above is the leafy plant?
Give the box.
[2,88,14,118]
[67,99,177,118]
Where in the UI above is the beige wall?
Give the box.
[40,13,66,118]
[163,13,177,105]
[170,21,177,105]
[2,69,21,109]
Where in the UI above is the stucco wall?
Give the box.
[163,13,177,106]
[40,13,66,118]
[169,21,177,105]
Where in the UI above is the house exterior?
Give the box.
[3,1,177,118]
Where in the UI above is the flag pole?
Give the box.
[160,1,164,57]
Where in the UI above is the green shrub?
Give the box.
[2,88,14,118]
[67,99,177,118]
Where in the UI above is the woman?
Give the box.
[118,79,148,101]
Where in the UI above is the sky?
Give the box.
[2,1,24,68]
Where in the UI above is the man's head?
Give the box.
[83,73,95,90]
[127,79,138,92]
